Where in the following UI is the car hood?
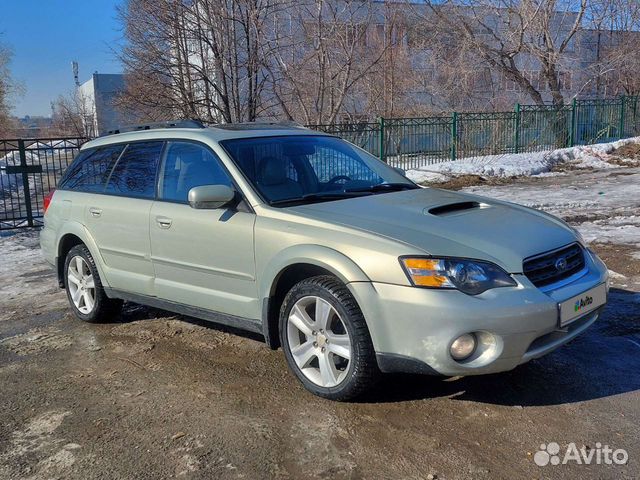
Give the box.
[290,188,577,273]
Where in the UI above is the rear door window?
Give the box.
[105,141,164,198]
[60,145,125,192]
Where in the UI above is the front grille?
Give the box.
[523,243,585,288]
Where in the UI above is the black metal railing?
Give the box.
[0,137,87,230]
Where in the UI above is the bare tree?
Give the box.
[354,5,430,117]
[117,0,282,123]
[117,0,640,125]
[584,0,640,96]
[267,0,393,124]
[50,91,95,137]
[413,1,588,106]
[404,19,511,113]
[0,42,20,138]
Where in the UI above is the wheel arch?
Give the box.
[56,222,109,289]
[260,245,370,349]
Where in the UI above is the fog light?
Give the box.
[450,333,476,361]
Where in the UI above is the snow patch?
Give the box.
[577,216,640,247]
[608,270,627,279]
[405,137,640,183]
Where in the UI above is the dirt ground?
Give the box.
[1,173,639,479]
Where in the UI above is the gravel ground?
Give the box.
[1,168,639,480]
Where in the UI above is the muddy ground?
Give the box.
[1,178,639,479]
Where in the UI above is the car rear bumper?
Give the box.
[40,224,57,268]
[348,249,608,377]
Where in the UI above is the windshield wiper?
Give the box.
[269,191,371,206]
[346,182,420,193]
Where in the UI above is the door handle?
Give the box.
[89,207,102,218]
[156,216,172,229]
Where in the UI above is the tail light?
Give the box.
[43,189,56,214]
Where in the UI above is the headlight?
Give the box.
[400,257,517,295]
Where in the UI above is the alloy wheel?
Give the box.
[67,255,96,314]
[286,295,352,388]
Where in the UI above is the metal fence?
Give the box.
[1,97,638,230]
[309,95,640,168]
[0,137,87,230]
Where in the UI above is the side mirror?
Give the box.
[188,185,236,209]
[393,166,406,176]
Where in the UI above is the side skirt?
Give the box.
[104,288,263,335]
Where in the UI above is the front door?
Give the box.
[149,141,258,319]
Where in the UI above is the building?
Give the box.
[151,1,640,124]
[76,74,132,136]
[12,115,54,137]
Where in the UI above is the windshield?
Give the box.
[220,135,416,205]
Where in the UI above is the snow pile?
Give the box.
[578,216,640,247]
[0,149,40,165]
[0,139,80,197]
[405,136,640,183]
[27,139,80,153]
[462,163,640,249]
[0,150,41,196]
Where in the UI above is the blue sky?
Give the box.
[1,0,122,117]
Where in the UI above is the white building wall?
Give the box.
[77,74,132,136]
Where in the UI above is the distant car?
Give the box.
[40,120,609,400]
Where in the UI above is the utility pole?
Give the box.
[72,61,80,86]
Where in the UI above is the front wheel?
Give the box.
[279,275,378,400]
[64,244,122,323]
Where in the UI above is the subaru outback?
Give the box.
[40,120,608,400]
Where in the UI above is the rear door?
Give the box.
[84,141,164,295]
[149,141,258,319]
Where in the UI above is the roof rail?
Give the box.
[103,119,205,136]
[210,121,306,131]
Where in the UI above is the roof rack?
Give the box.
[210,121,305,131]
[103,119,205,136]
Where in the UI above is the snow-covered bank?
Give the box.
[461,166,640,248]
[578,216,640,247]
[405,136,640,183]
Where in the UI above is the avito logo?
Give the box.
[574,295,593,312]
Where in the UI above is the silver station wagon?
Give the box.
[40,120,609,400]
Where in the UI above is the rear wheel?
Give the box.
[64,244,122,323]
[279,275,378,400]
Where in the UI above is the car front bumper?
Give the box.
[348,249,608,377]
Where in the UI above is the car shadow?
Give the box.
[104,288,639,407]
[106,301,266,344]
[363,287,640,406]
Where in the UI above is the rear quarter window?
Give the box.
[59,145,125,192]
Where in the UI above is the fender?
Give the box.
[259,244,371,301]
[259,244,371,348]
[56,221,112,288]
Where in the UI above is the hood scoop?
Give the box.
[426,201,484,217]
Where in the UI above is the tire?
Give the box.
[64,244,122,323]
[279,275,378,401]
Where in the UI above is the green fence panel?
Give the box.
[574,98,623,145]
[517,104,572,152]
[381,116,453,168]
[456,112,517,160]
[308,122,381,158]
[306,95,639,170]
[623,96,640,138]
